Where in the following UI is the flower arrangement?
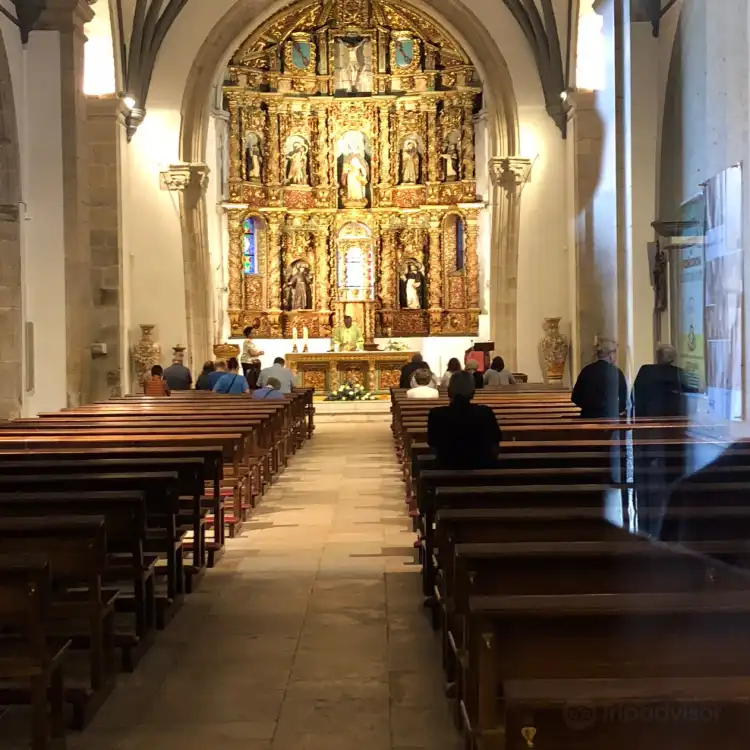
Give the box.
[384,339,409,352]
[325,382,377,401]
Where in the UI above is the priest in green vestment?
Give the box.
[332,315,364,351]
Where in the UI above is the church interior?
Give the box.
[1,0,750,747]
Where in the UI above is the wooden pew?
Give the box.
[0,491,155,671]
[0,516,115,728]
[0,553,70,750]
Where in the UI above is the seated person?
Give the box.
[410,362,439,389]
[208,359,227,389]
[465,359,484,390]
[195,360,215,391]
[483,356,517,386]
[252,376,286,400]
[400,353,424,388]
[407,368,440,399]
[571,339,627,418]
[213,357,250,394]
[632,344,698,418]
[427,371,502,469]
[144,364,170,396]
[440,358,462,388]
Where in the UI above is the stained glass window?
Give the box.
[456,218,465,271]
[243,217,257,275]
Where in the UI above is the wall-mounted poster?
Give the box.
[677,193,706,392]
[704,164,744,420]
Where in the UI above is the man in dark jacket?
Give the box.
[571,338,627,418]
[399,353,424,389]
[632,344,698,418]
[427,371,502,469]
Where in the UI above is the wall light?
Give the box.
[123,95,137,110]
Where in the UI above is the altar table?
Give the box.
[287,351,417,394]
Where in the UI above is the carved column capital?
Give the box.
[36,0,94,32]
[489,156,533,191]
[160,163,211,193]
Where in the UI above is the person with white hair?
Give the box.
[571,338,627,418]
[632,343,698,418]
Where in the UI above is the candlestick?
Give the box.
[292,327,298,353]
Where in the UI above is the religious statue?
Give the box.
[440,142,459,182]
[342,39,365,93]
[331,314,364,352]
[246,144,262,182]
[284,262,312,310]
[340,149,369,206]
[401,140,420,184]
[399,260,426,309]
[653,242,667,312]
[286,142,309,185]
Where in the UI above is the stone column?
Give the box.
[161,163,212,369]
[488,156,532,372]
[87,95,122,401]
[37,0,95,406]
[464,217,480,309]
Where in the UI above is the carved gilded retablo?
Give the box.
[223,0,483,339]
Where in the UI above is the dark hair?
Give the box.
[447,357,461,373]
[227,357,240,370]
[411,353,423,364]
[491,356,505,372]
[243,326,253,337]
[274,357,285,365]
[202,360,215,374]
[151,364,163,377]
[344,315,353,320]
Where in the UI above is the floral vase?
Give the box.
[540,317,568,383]
[132,324,161,387]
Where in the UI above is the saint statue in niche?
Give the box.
[247,144,262,181]
[401,140,420,184]
[340,149,369,206]
[399,260,426,310]
[285,141,309,185]
[440,142,459,182]
[284,261,313,310]
[244,133,263,182]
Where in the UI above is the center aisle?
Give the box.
[73,421,459,750]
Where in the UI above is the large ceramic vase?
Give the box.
[540,317,568,383]
[132,324,161,387]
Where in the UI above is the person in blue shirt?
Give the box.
[208,360,227,389]
[213,358,250,394]
[252,377,286,401]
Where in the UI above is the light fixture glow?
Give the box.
[123,95,136,110]
[560,91,568,101]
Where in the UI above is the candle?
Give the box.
[292,327,298,343]
[303,326,309,343]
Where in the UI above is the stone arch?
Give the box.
[0,28,23,418]
[177,0,522,360]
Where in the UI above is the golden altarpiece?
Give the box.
[223,0,483,346]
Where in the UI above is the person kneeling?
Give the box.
[427,371,501,469]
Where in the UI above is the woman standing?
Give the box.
[440,358,462,387]
[240,326,264,387]
[483,356,517,386]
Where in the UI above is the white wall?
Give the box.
[122,0,570,384]
[0,6,68,415]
